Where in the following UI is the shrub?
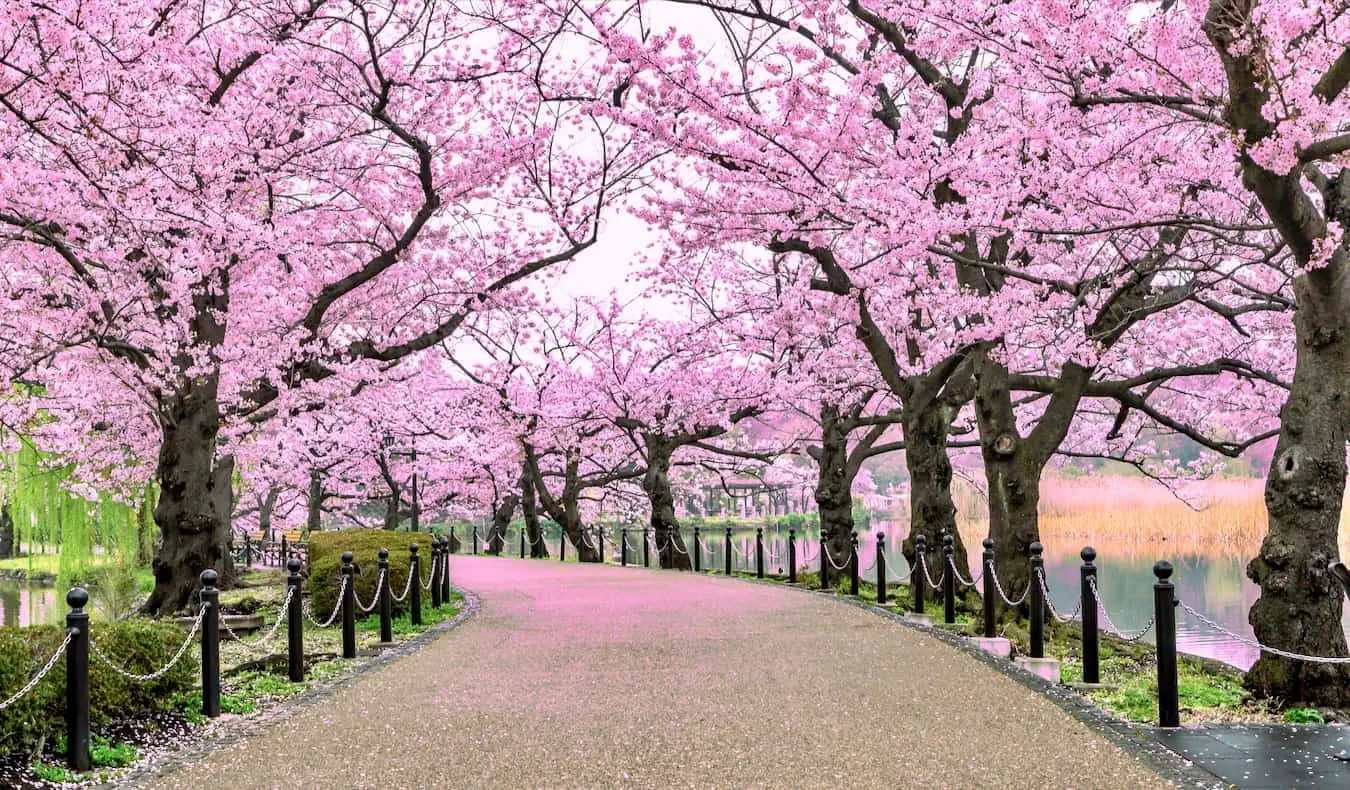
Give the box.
[0,618,195,756]
[309,530,433,620]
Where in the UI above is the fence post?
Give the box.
[849,532,859,596]
[440,536,451,602]
[244,535,253,568]
[520,529,526,559]
[725,528,732,576]
[943,533,956,625]
[66,587,90,771]
[449,526,456,554]
[282,535,290,567]
[788,529,797,584]
[876,532,887,605]
[341,552,356,659]
[756,527,765,579]
[912,534,927,614]
[559,528,566,562]
[643,528,650,568]
[1155,561,1180,728]
[982,538,996,638]
[287,559,304,681]
[473,525,479,555]
[621,528,629,567]
[431,541,443,608]
[409,545,423,626]
[1029,542,1045,659]
[1081,547,1099,684]
[378,548,393,644]
[819,532,829,590]
[201,569,221,717]
[598,527,605,563]
[693,526,701,572]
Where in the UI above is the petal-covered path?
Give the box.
[148,557,1172,789]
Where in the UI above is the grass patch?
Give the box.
[1283,707,1324,724]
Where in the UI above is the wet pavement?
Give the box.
[1154,723,1350,788]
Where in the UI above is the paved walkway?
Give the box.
[149,557,1169,788]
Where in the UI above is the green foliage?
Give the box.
[308,530,426,620]
[1283,707,1324,724]
[0,618,194,756]
[32,761,73,783]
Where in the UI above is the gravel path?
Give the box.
[147,557,1168,789]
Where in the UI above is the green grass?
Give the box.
[32,762,73,783]
[1283,707,1324,724]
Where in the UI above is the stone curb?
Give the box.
[107,589,481,788]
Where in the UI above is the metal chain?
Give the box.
[987,565,1029,606]
[353,570,384,613]
[917,552,946,588]
[0,633,72,710]
[420,555,437,590]
[220,587,295,653]
[390,566,416,603]
[823,546,852,572]
[857,550,877,572]
[304,576,348,628]
[948,555,982,588]
[1037,569,1082,624]
[1087,577,1154,642]
[91,605,206,682]
[1178,601,1350,664]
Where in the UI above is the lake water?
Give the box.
[0,581,65,627]
[703,520,1350,671]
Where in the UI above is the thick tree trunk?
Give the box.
[814,404,855,586]
[902,400,969,586]
[487,494,518,555]
[0,502,13,560]
[306,469,324,537]
[520,466,548,558]
[382,490,401,531]
[975,360,1042,607]
[643,440,692,571]
[257,487,278,542]
[1245,325,1350,704]
[145,380,235,615]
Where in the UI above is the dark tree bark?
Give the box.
[486,493,519,555]
[257,487,279,542]
[643,438,692,571]
[520,463,548,558]
[0,502,13,560]
[901,391,971,584]
[814,403,854,585]
[528,448,602,563]
[306,469,324,537]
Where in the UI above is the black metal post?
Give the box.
[244,535,253,568]
[849,532,859,596]
[341,552,356,659]
[410,459,420,533]
[65,587,90,771]
[1155,561,1180,727]
[819,532,828,591]
[693,526,702,572]
[473,525,479,555]
[440,536,451,602]
[756,527,765,579]
[876,532,887,605]
[287,559,304,681]
[1081,547,1099,684]
[621,528,629,567]
[725,528,732,575]
[201,569,221,717]
[643,528,650,568]
[430,542,443,608]
[559,528,566,562]
[912,534,927,614]
[598,527,605,563]
[450,526,456,554]
[1029,541,1045,659]
[378,548,393,644]
[943,533,956,625]
[520,529,526,559]
[409,544,423,626]
[982,538,996,638]
[787,529,797,584]
[282,535,290,567]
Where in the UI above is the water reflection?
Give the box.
[0,581,62,627]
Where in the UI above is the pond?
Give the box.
[0,581,65,627]
[707,520,1350,671]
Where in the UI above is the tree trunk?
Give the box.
[814,403,854,586]
[145,380,235,615]
[520,465,548,558]
[382,490,401,531]
[0,502,13,560]
[306,469,324,537]
[975,359,1042,608]
[487,494,518,555]
[258,487,278,542]
[1245,321,1350,705]
[902,399,969,586]
[137,493,156,566]
[643,439,692,571]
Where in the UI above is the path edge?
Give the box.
[109,589,481,788]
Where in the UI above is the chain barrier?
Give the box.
[220,587,295,653]
[1086,577,1153,642]
[304,576,348,628]
[1178,601,1350,664]
[420,555,437,590]
[917,552,945,589]
[948,556,982,588]
[823,546,852,572]
[92,605,206,682]
[0,633,72,711]
[390,566,416,603]
[353,570,385,613]
[1036,569,1082,624]
[857,551,877,572]
[987,565,1029,607]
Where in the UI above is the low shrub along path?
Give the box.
[148,557,1167,788]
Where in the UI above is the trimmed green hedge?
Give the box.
[309,531,437,620]
[0,619,195,755]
